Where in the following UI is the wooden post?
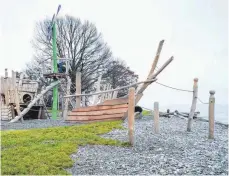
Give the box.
[75,72,81,108]
[63,76,71,120]
[187,78,198,132]
[154,102,159,133]
[209,90,215,139]
[5,68,8,78]
[112,90,118,99]
[14,88,22,121]
[128,87,135,146]
[93,76,102,104]
[4,77,9,105]
[38,107,42,119]
[11,71,16,104]
[82,91,86,107]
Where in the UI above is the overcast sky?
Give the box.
[0,0,228,108]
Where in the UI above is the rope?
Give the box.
[197,97,209,104]
[155,82,193,93]
[64,79,157,98]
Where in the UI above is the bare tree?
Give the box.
[28,15,112,93]
[101,59,139,97]
[26,15,138,106]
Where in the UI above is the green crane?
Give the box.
[47,5,61,119]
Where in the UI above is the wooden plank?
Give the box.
[67,113,124,121]
[68,107,128,116]
[66,118,122,123]
[72,104,128,112]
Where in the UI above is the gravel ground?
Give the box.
[1,119,78,130]
[68,116,228,175]
[1,116,228,175]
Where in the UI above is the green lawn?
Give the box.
[142,110,152,116]
[1,121,129,175]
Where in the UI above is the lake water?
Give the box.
[159,104,228,124]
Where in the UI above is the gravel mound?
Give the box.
[68,116,228,175]
[1,119,77,130]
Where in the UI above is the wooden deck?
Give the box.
[67,104,128,122]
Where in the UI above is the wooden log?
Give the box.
[72,104,128,112]
[75,72,81,108]
[137,40,164,96]
[154,102,159,133]
[63,76,71,120]
[152,56,174,79]
[147,40,165,79]
[187,78,198,132]
[128,87,135,146]
[136,57,173,104]
[209,90,215,139]
[10,81,60,122]
[69,107,128,116]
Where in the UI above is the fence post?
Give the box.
[154,102,159,133]
[128,87,135,146]
[187,78,198,132]
[209,90,215,139]
[75,72,81,108]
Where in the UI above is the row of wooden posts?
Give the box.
[127,79,216,146]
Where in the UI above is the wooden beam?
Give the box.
[136,56,173,104]
[147,40,165,79]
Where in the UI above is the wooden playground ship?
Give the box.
[65,40,173,122]
[1,40,173,123]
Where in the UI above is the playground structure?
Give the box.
[0,39,170,122]
[0,70,45,120]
